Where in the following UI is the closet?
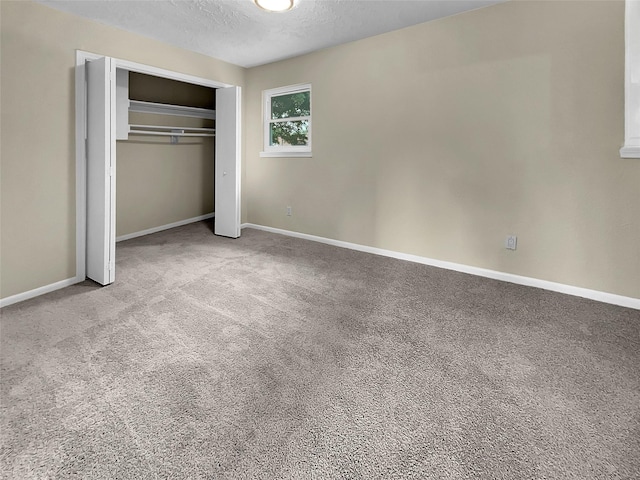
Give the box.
[116,72,216,240]
[83,54,240,287]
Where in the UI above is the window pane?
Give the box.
[271,91,310,119]
[270,120,309,146]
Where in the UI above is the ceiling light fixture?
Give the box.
[254,0,295,13]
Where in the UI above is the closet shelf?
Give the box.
[128,124,215,143]
[129,100,216,120]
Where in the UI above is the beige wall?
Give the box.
[245,0,640,299]
[0,1,245,299]
[116,125,214,238]
[117,73,215,237]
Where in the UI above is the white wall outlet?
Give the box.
[505,235,517,250]
[286,206,292,216]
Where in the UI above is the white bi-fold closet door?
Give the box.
[84,55,241,286]
[86,57,116,285]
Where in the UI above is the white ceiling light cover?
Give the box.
[254,0,295,13]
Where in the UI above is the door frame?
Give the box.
[75,50,240,282]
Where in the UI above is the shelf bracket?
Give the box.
[170,129,184,144]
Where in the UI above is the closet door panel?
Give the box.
[214,86,241,238]
[86,56,116,285]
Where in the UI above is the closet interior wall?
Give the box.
[116,72,216,238]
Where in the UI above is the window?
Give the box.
[260,83,312,157]
[621,0,640,158]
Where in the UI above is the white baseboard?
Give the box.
[116,213,215,242]
[241,223,640,311]
[0,275,83,309]
[2,214,216,308]
[4,220,636,310]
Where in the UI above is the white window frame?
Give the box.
[260,83,312,158]
[621,0,640,158]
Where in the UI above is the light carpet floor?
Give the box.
[1,221,639,479]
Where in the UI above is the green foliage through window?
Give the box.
[270,120,309,146]
[267,89,311,148]
[271,92,310,120]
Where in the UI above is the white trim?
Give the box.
[2,213,214,307]
[5,222,636,310]
[116,213,215,242]
[264,83,311,97]
[0,277,80,309]
[270,115,307,123]
[620,145,640,158]
[76,49,241,281]
[240,223,640,311]
[621,0,640,159]
[259,151,313,158]
[114,59,231,89]
[262,83,312,156]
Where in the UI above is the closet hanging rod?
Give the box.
[129,124,215,133]
[128,130,215,137]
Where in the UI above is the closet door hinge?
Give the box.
[108,261,115,271]
[109,166,115,178]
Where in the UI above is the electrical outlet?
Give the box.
[286,206,292,216]
[505,235,517,250]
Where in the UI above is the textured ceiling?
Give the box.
[37,0,504,68]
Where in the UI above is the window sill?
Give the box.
[620,145,640,159]
[260,151,312,158]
